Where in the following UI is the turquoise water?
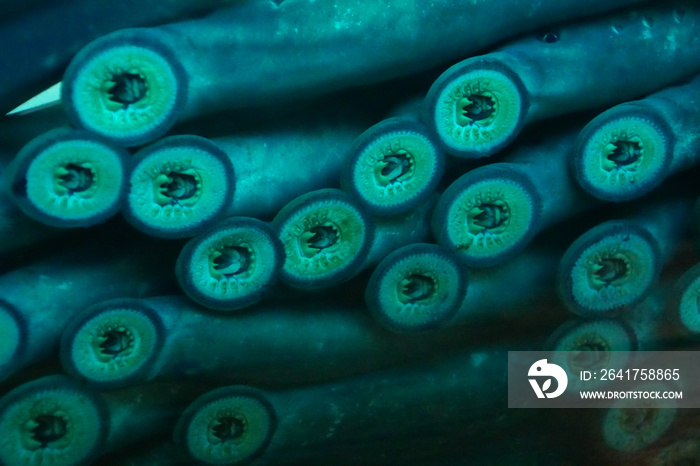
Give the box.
[0,1,699,464]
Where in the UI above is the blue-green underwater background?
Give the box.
[1,0,700,464]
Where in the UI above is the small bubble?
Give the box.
[536,30,560,43]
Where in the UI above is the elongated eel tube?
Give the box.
[424,1,700,159]
[366,241,560,333]
[620,289,672,350]
[103,440,190,466]
[0,375,203,465]
[124,103,378,238]
[61,0,648,146]
[558,195,693,317]
[436,241,561,322]
[0,0,231,115]
[176,217,284,311]
[60,295,504,390]
[363,195,435,266]
[3,129,129,228]
[432,126,597,267]
[0,189,60,260]
[274,189,433,290]
[341,117,444,216]
[0,234,177,382]
[573,74,700,202]
[173,348,525,465]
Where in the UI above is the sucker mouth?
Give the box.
[98,327,134,358]
[209,245,253,279]
[103,69,148,109]
[299,223,341,258]
[212,416,245,443]
[620,408,656,432]
[456,92,496,126]
[54,163,95,195]
[397,274,436,305]
[571,342,608,369]
[588,254,630,290]
[568,337,610,372]
[467,200,510,234]
[153,169,202,207]
[374,149,414,186]
[601,135,643,173]
[27,414,68,448]
[94,325,135,363]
